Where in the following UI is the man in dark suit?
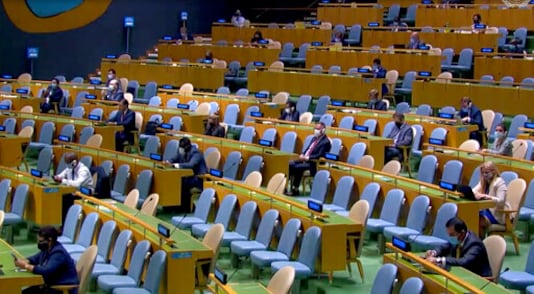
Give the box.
[287,122,331,196]
[425,217,492,277]
[407,32,423,49]
[279,101,300,122]
[107,99,136,152]
[385,112,413,163]
[40,78,64,113]
[165,137,207,210]
[459,96,484,145]
[367,89,387,111]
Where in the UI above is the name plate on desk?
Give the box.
[524,122,534,130]
[325,153,339,161]
[331,100,344,107]
[210,169,223,177]
[80,186,93,196]
[308,200,323,213]
[439,180,456,191]
[85,94,96,100]
[253,61,265,67]
[354,125,369,132]
[2,74,13,79]
[177,103,190,109]
[160,123,173,130]
[150,153,162,161]
[311,41,323,47]
[30,168,42,178]
[418,71,431,77]
[250,111,263,118]
[16,88,28,95]
[258,139,272,147]
[0,105,9,110]
[162,84,173,89]
[481,47,494,53]
[58,135,70,142]
[214,267,228,284]
[438,112,454,119]
[429,138,445,145]
[157,223,170,238]
[0,125,5,132]
[255,92,268,99]
[392,236,411,252]
[88,114,101,121]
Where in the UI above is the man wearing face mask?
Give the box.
[372,58,389,96]
[385,112,413,163]
[407,32,423,50]
[231,9,245,27]
[424,217,492,277]
[165,137,207,210]
[101,69,117,96]
[14,226,78,294]
[54,152,93,222]
[40,78,64,113]
[279,101,300,122]
[107,99,136,152]
[104,79,124,101]
[287,122,331,196]
[459,97,484,145]
[204,115,226,137]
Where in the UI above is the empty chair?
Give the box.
[366,189,405,250]
[395,71,416,98]
[289,43,310,65]
[280,131,297,153]
[261,128,278,146]
[357,155,375,169]
[415,104,432,116]
[441,48,454,66]
[297,170,330,203]
[271,227,322,293]
[383,195,430,241]
[296,95,311,114]
[171,188,215,230]
[148,96,161,107]
[112,250,167,294]
[508,114,528,139]
[338,116,354,130]
[269,61,284,72]
[62,212,100,255]
[499,240,534,291]
[370,264,398,294]
[3,117,16,134]
[503,27,527,52]
[241,155,263,181]
[166,98,179,108]
[97,240,151,292]
[133,170,153,205]
[319,113,334,127]
[35,148,53,176]
[347,142,366,165]
[458,139,480,151]
[329,138,343,156]
[123,189,139,209]
[480,74,495,85]
[20,105,33,113]
[243,171,262,187]
[242,105,259,125]
[384,4,401,25]
[416,155,438,184]
[345,24,362,46]
[382,160,401,175]
[409,203,458,250]
[313,96,330,120]
[3,184,29,243]
[192,194,237,238]
[279,42,295,63]
[299,112,313,124]
[57,204,82,244]
[267,266,295,294]
[499,76,515,87]
[222,151,242,180]
[439,106,456,115]
[323,176,354,211]
[223,104,239,125]
[140,193,159,216]
[239,126,255,143]
[310,65,323,74]
[221,201,258,246]
[328,65,341,75]
[399,277,424,294]
[168,116,183,131]
[235,88,249,97]
[110,164,130,201]
[441,160,463,185]
[266,173,287,195]
[520,78,534,89]
[363,119,378,135]
[483,235,506,282]
[29,121,55,150]
[71,220,117,264]
[401,4,417,23]
[162,139,179,162]
[500,171,518,185]
[142,136,160,158]
[442,48,474,75]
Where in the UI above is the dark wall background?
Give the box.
[0,0,234,80]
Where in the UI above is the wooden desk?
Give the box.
[474,57,534,82]
[0,134,30,168]
[318,160,493,233]
[0,168,75,226]
[208,273,271,294]
[328,108,478,147]
[157,43,281,66]
[316,5,384,26]
[204,177,362,274]
[378,0,421,7]
[411,80,534,117]
[0,239,44,293]
[247,70,384,102]
[362,29,499,53]
[422,146,534,187]
[158,132,298,185]
[415,5,534,30]
[0,94,42,112]
[245,118,392,168]
[100,60,226,90]
[383,243,513,293]
[211,25,332,48]
[53,143,194,207]
[306,48,442,76]
[78,197,212,294]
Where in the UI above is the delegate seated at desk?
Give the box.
[40,78,63,114]
[165,137,207,210]
[204,115,225,138]
[472,161,509,238]
[106,99,136,152]
[424,217,493,278]
[385,112,413,163]
[367,89,387,111]
[287,122,331,196]
[103,79,124,102]
[54,152,93,223]
[279,101,300,122]
[14,226,79,294]
[459,97,484,145]
[482,123,513,157]
[407,32,424,50]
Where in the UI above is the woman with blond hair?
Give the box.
[472,161,509,237]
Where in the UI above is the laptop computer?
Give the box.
[458,185,476,200]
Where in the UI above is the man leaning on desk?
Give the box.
[106,99,136,152]
[424,217,493,278]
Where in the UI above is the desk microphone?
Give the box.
[130,196,153,221]
[226,268,240,284]
[170,212,188,237]
[480,268,508,290]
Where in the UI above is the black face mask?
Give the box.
[395,122,403,128]
[37,240,49,251]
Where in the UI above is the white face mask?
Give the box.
[107,74,114,80]
[178,147,186,155]
[284,108,291,114]
[494,131,504,138]
[314,129,322,137]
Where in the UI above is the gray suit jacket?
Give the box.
[387,122,413,147]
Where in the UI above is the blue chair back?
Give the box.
[416,155,437,184]
[235,88,249,97]
[100,160,113,177]
[97,221,117,262]
[480,75,495,85]
[73,91,88,108]
[209,102,219,115]
[80,155,92,169]
[143,137,160,158]
[382,121,396,138]
[508,114,528,138]
[469,164,482,188]
[360,182,380,216]
[280,42,294,58]
[280,132,297,153]
[338,116,354,130]
[401,71,417,89]
[71,77,84,84]
[4,118,16,134]
[262,128,278,144]
[314,96,331,116]
[429,127,447,141]
[37,148,53,176]
[399,277,424,294]
[432,203,458,239]
[500,76,515,87]
[148,114,162,123]
[239,127,256,143]
[234,201,258,237]
[136,170,153,201]
[143,82,158,100]
[242,106,259,125]
[168,116,183,131]
[442,48,454,65]
[520,78,534,89]
[0,84,12,92]
[328,65,341,75]
[148,96,161,107]
[38,122,55,144]
[11,184,29,216]
[255,209,279,246]
[194,188,216,221]
[113,164,130,195]
[296,95,312,114]
[277,218,302,257]
[395,102,411,114]
[347,24,362,42]
[331,176,354,210]
[297,226,322,272]
[163,140,179,162]
[329,138,343,156]
[227,61,241,77]
[363,119,378,135]
[224,104,240,125]
[223,151,242,180]
[439,106,456,115]
[89,108,104,119]
[310,65,323,74]
[0,179,11,211]
[0,100,12,109]
[406,195,430,232]
[386,4,400,20]
[60,124,75,141]
[242,155,263,180]
[127,240,151,284]
[319,114,334,127]
[371,264,398,294]
[379,189,404,224]
[296,43,310,59]
[214,194,238,228]
[490,112,503,135]
[166,98,179,108]
[61,204,81,242]
[441,160,463,185]
[415,104,432,116]
[110,230,133,269]
[513,27,527,47]
[501,171,518,185]
[79,126,94,145]
[524,179,534,209]
[76,212,100,247]
[497,27,508,47]
[403,5,417,21]
[347,142,366,165]
[143,250,167,293]
[21,119,35,130]
[127,80,140,98]
[71,106,85,118]
[310,170,330,203]
[458,48,474,67]
[526,240,534,274]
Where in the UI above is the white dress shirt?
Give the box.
[57,162,93,188]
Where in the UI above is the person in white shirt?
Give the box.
[231,10,245,27]
[54,152,93,223]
